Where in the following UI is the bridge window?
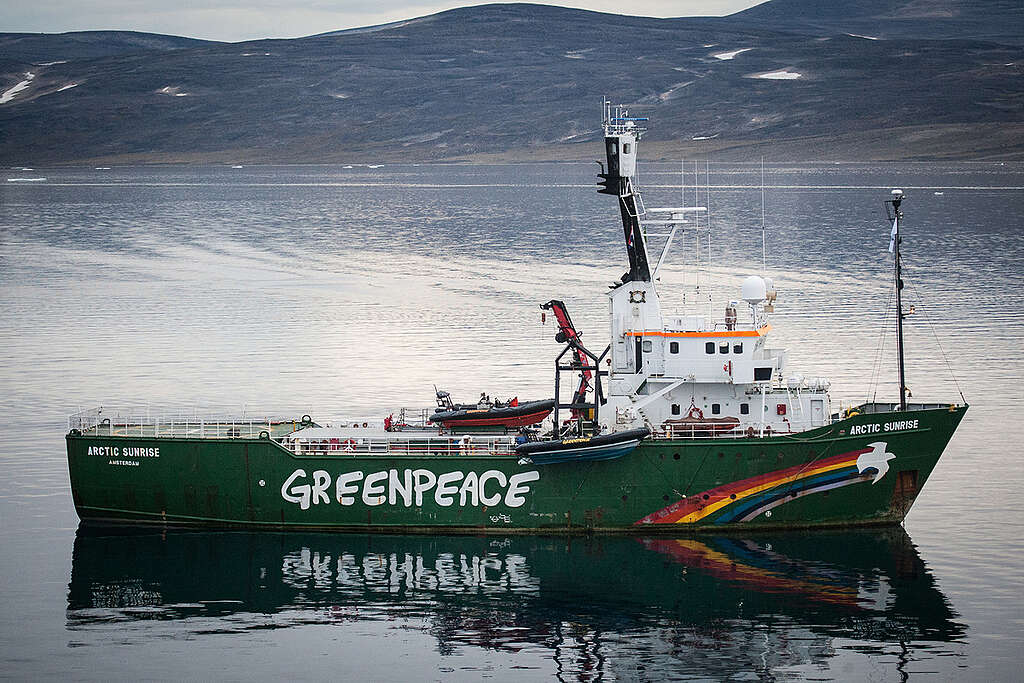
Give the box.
[623,143,631,154]
[642,340,652,352]
[740,403,750,415]
[669,341,679,354]
[671,403,680,415]
[733,343,743,354]
[711,404,721,415]
[754,367,772,381]
[719,342,729,354]
[705,342,715,354]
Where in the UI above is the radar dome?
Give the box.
[741,276,767,305]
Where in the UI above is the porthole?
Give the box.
[733,343,743,354]
[669,341,679,354]
[673,452,681,460]
[705,342,715,354]
[719,342,729,354]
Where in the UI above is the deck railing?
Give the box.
[280,435,517,457]
[68,407,300,439]
[651,418,825,440]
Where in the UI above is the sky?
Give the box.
[2,1,766,42]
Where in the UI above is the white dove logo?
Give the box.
[856,442,896,484]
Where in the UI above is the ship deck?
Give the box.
[66,407,519,456]
[69,408,307,440]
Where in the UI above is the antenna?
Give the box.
[680,160,685,210]
[706,161,712,322]
[760,157,766,274]
[885,189,907,411]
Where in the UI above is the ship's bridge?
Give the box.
[620,322,786,384]
[609,274,787,384]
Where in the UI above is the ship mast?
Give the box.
[598,99,651,283]
[886,189,907,411]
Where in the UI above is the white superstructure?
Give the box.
[595,102,830,438]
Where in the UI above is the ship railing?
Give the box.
[393,407,435,429]
[281,435,518,457]
[847,402,957,415]
[68,407,300,439]
[653,418,825,439]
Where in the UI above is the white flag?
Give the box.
[888,217,898,253]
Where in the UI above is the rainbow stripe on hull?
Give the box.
[637,447,879,526]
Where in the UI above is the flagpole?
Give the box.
[887,189,907,411]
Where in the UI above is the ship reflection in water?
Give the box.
[67,528,964,678]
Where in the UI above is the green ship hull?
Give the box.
[66,404,966,532]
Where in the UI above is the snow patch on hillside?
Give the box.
[713,48,752,60]
[1,72,35,104]
[753,70,802,80]
[157,86,190,97]
[659,82,694,100]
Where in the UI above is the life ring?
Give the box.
[687,405,705,420]
[342,439,356,452]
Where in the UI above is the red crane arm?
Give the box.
[541,300,592,407]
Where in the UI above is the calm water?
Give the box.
[1,162,1022,680]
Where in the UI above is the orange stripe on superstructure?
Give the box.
[624,325,771,338]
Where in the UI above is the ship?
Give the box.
[65,102,967,532]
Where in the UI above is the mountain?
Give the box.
[729,0,1024,45]
[1,2,1021,164]
[0,31,218,63]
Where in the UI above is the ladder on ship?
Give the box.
[552,343,609,437]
